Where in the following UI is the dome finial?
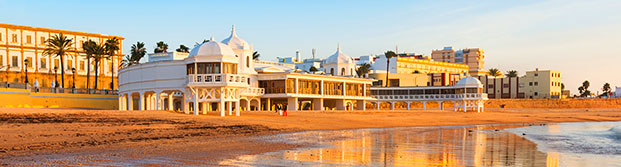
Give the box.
[337,43,341,52]
[210,36,215,42]
[231,24,236,36]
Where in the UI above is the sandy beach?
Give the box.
[2,107,621,165]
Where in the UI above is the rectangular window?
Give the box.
[534,82,538,86]
[109,61,113,72]
[26,35,32,44]
[54,59,60,69]
[40,58,46,69]
[0,33,2,42]
[534,73,538,77]
[79,61,85,71]
[26,57,32,68]
[488,84,493,88]
[529,82,533,86]
[67,59,73,70]
[12,56,18,67]
[12,34,17,43]
[40,37,45,45]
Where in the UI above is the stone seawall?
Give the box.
[486,98,621,109]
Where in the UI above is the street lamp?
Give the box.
[53,66,58,88]
[71,67,76,89]
[24,59,29,89]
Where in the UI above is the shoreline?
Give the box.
[2,107,621,165]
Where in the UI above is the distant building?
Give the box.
[432,47,486,76]
[0,23,124,89]
[372,54,469,86]
[476,69,562,99]
[148,52,189,63]
[615,87,620,98]
[368,73,427,87]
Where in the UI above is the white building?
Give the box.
[323,44,356,76]
[118,26,374,116]
[615,87,621,98]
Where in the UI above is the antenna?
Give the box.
[312,48,316,59]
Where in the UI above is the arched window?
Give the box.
[341,68,345,76]
[330,68,334,76]
[246,56,250,68]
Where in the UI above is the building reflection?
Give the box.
[276,125,555,166]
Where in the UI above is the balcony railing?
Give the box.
[241,87,265,96]
[373,93,488,101]
[188,74,249,86]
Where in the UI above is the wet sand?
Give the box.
[1,107,621,165]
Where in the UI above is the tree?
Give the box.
[43,33,74,88]
[176,44,190,53]
[602,83,611,96]
[91,43,106,89]
[487,68,502,77]
[122,41,147,67]
[154,41,168,53]
[252,51,260,60]
[506,70,518,77]
[82,40,99,90]
[384,51,397,87]
[105,37,120,90]
[578,80,591,97]
[194,39,210,47]
[561,83,565,90]
[309,66,318,74]
[356,63,371,78]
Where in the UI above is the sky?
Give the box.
[1,0,620,95]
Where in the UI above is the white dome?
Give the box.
[324,44,353,64]
[221,25,249,50]
[188,36,236,57]
[456,77,482,87]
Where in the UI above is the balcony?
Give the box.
[373,93,488,101]
[187,74,249,87]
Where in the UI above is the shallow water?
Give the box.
[223,122,621,167]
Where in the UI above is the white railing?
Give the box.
[241,87,265,96]
[373,93,488,101]
[188,74,249,86]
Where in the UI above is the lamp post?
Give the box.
[24,59,29,89]
[53,66,58,88]
[71,67,76,89]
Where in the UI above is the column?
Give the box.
[376,102,380,110]
[438,101,443,110]
[193,95,199,115]
[390,102,395,110]
[128,94,133,111]
[320,80,324,96]
[139,92,145,111]
[227,101,233,116]
[235,101,240,116]
[422,101,427,110]
[288,97,298,111]
[168,93,174,111]
[246,100,251,111]
[266,98,271,111]
[453,101,457,112]
[119,95,124,110]
[406,101,411,110]
[294,78,299,94]
[183,93,189,114]
[220,98,225,117]
[476,101,481,113]
[155,91,161,110]
[463,101,467,112]
[356,100,365,111]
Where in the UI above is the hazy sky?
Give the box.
[1,0,619,94]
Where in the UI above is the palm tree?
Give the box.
[356,63,371,78]
[154,41,168,53]
[506,70,518,77]
[43,33,74,88]
[176,44,190,53]
[91,43,106,89]
[105,37,120,90]
[82,40,99,90]
[384,51,397,87]
[252,51,260,60]
[122,41,147,67]
[194,39,210,47]
[487,68,502,77]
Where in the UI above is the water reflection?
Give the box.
[223,125,556,166]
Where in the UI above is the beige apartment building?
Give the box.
[432,47,486,76]
[372,55,470,86]
[476,69,562,99]
[0,23,124,89]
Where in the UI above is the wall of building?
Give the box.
[0,23,124,89]
[368,73,427,87]
[0,88,118,109]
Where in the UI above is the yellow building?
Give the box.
[372,55,470,86]
[368,73,427,87]
[0,23,124,89]
[432,47,486,76]
[519,69,562,99]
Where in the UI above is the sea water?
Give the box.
[222,122,621,167]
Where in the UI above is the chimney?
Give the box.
[312,48,316,60]
[295,50,301,62]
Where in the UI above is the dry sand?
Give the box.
[1,107,621,165]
